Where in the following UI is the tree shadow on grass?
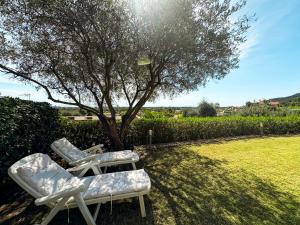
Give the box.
[1,145,299,225]
[0,184,155,225]
[0,172,154,225]
[141,146,300,225]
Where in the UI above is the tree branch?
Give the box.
[0,64,98,113]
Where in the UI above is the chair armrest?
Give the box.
[69,154,98,166]
[35,184,86,206]
[66,161,97,173]
[83,144,104,154]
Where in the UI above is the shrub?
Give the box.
[182,109,199,117]
[198,101,217,117]
[0,97,60,183]
[58,116,300,146]
[142,109,174,119]
[59,119,111,149]
[131,116,300,144]
[61,111,72,116]
[238,105,300,117]
[239,105,285,116]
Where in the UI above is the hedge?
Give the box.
[60,116,300,146]
[60,118,111,149]
[0,97,60,183]
[2,97,300,183]
[131,117,300,144]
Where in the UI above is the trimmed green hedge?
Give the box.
[60,118,111,149]
[59,116,300,146]
[0,97,60,183]
[131,117,300,144]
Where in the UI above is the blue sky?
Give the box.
[1,0,300,107]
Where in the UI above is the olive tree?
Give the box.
[0,0,250,150]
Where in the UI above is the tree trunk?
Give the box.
[98,115,124,151]
[109,125,124,151]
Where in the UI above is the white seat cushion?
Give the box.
[17,154,83,196]
[14,154,150,201]
[95,150,139,163]
[82,169,151,199]
[52,138,139,165]
[52,138,88,161]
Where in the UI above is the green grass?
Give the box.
[1,136,300,225]
[190,137,300,198]
[142,136,300,225]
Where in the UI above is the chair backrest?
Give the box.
[51,138,88,163]
[8,153,45,199]
[8,153,81,200]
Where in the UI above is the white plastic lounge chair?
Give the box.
[51,138,139,176]
[8,153,151,225]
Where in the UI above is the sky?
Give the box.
[1,0,300,107]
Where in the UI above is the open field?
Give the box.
[1,136,300,225]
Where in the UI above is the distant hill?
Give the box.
[269,93,300,103]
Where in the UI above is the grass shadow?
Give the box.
[141,146,300,225]
[1,145,299,225]
[0,186,155,225]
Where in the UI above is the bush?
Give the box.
[238,105,300,117]
[142,109,174,119]
[59,119,137,150]
[131,116,300,144]
[0,97,60,183]
[182,109,199,117]
[61,111,72,116]
[198,101,217,117]
[59,119,111,149]
[58,116,300,146]
[239,105,286,116]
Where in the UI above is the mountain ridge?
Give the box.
[269,93,300,103]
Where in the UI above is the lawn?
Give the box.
[1,136,300,225]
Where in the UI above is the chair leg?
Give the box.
[132,162,137,170]
[103,166,107,173]
[40,197,69,225]
[97,165,103,174]
[91,166,101,175]
[138,195,146,217]
[93,203,101,221]
[75,194,96,225]
[79,167,89,177]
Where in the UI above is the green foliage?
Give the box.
[0,97,60,183]
[239,105,278,116]
[238,105,300,117]
[59,107,95,116]
[57,116,300,146]
[59,119,111,150]
[245,101,252,107]
[288,97,300,106]
[131,116,300,144]
[198,101,217,117]
[142,109,174,119]
[182,109,199,117]
[183,101,217,117]
[78,109,87,116]
[60,111,73,116]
